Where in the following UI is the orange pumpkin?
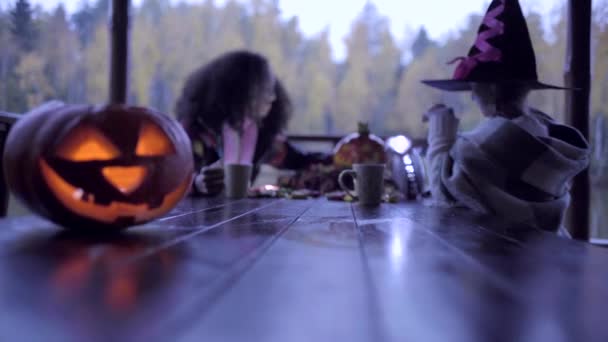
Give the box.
[3,103,193,230]
[333,122,386,167]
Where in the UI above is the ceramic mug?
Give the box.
[225,163,252,199]
[338,163,385,206]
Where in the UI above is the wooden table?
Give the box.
[0,198,607,342]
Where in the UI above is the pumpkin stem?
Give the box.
[357,122,370,135]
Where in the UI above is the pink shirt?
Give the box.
[221,117,259,164]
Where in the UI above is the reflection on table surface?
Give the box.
[0,198,607,342]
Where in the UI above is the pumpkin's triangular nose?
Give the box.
[102,166,147,194]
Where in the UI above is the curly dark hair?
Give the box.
[175,50,291,143]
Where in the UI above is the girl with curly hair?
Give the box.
[176,50,329,196]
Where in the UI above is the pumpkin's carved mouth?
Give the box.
[40,159,189,224]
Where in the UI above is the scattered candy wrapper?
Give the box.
[248,185,283,198]
[248,185,320,199]
[249,185,403,203]
[385,191,402,203]
[289,189,321,200]
[325,191,348,201]
[325,190,402,203]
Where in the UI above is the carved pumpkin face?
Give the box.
[4,104,193,230]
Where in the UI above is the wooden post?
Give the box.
[0,112,20,217]
[109,0,130,104]
[564,0,592,240]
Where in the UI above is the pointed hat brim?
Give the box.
[421,79,573,92]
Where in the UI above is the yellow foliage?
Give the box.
[15,53,52,108]
[84,25,109,104]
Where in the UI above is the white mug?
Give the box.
[224,163,252,199]
[338,163,385,206]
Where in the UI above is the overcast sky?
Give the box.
[27,0,563,60]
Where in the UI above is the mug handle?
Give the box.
[338,169,357,198]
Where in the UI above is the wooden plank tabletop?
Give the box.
[0,198,607,342]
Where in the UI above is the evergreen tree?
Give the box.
[16,52,52,108]
[248,0,283,75]
[592,3,608,120]
[335,19,371,133]
[291,31,335,134]
[212,1,247,53]
[335,1,400,133]
[148,64,172,113]
[10,0,38,52]
[72,1,95,47]
[411,27,435,59]
[72,0,109,47]
[140,0,170,25]
[0,11,13,110]
[83,23,109,103]
[39,5,79,101]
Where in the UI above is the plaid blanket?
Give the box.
[430,109,590,232]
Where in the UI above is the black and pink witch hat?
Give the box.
[422,0,568,91]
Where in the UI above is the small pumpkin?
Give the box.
[3,103,193,230]
[333,122,386,167]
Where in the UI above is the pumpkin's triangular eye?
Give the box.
[56,124,121,161]
[135,121,175,156]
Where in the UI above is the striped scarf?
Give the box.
[436,109,590,232]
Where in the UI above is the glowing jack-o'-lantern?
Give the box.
[3,103,193,230]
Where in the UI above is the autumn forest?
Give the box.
[0,0,607,138]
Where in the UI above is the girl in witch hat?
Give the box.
[420,0,590,232]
